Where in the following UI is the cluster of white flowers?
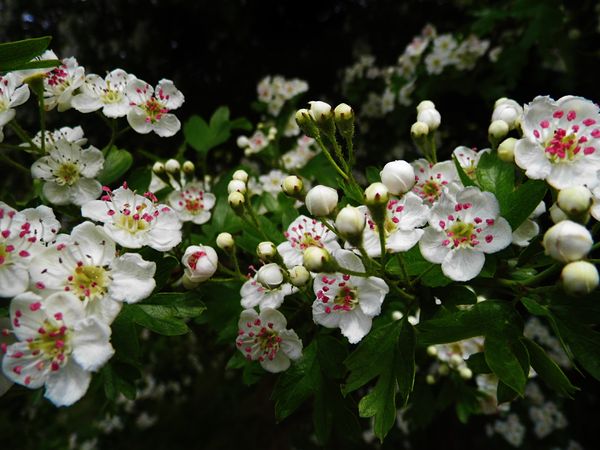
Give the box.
[256,75,308,116]
[524,318,571,368]
[488,413,527,447]
[281,135,319,170]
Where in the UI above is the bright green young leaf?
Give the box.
[366,166,381,184]
[502,179,547,229]
[476,151,515,208]
[484,335,528,396]
[452,156,476,187]
[184,107,251,154]
[522,338,577,397]
[97,147,133,185]
[0,36,55,71]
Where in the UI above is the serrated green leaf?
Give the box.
[358,358,397,441]
[522,338,577,397]
[366,166,381,184]
[391,247,450,288]
[466,352,491,374]
[0,36,52,71]
[452,156,476,187]
[97,147,133,185]
[476,151,515,208]
[502,180,547,229]
[396,319,416,404]
[553,313,600,382]
[484,336,527,396]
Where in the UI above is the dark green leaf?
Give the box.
[466,352,491,374]
[366,166,381,184]
[97,147,133,185]
[476,151,514,209]
[484,336,527,396]
[0,36,52,70]
[358,356,397,441]
[152,255,179,290]
[396,319,416,405]
[184,115,212,154]
[502,180,547,229]
[553,314,600,382]
[432,285,477,307]
[452,155,476,187]
[522,338,577,397]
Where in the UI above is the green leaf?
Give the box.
[476,151,514,208]
[184,107,250,154]
[432,285,477,307]
[152,255,179,291]
[126,166,152,192]
[390,247,450,288]
[366,166,381,184]
[522,338,577,397]
[553,313,600,382]
[452,156,476,187]
[502,180,547,229]
[484,335,528,396]
[396,319,416,405]
[466,352,491,374]
[0,36,53,71]
[102,363,139,401]
[111,314,140,365]
[184,115,212,153]
[97,147,133,185]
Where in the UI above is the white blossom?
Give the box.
[71,69,134,118]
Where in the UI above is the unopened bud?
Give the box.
[289,265,310,287]
[165,159,181,173]
[416,100,436,113]
[488,120,509,140]
[364,182,389,206]
[497,137,517,162]
[557,186,592,219]
[426,374,436,385]
[438,364,449,376]
[182,245,218,284]
[335,205,365,246]
[449,354,463,368]
[550,203,568,224]
[380,160,415,195]
[391,311,404,321]
[459,367,473,380]
[232,169,249,183]
[426,346,438,357]
[410,121,429,138]
[182,161,195,174]
[303,246,334,272]
[152,161,165,174]
[417,108,441,131]
[295,108,319,138]
[334,103,355,139]
[268,127,277,140]
[216,232,234,251]
[228,191,245,211]
[305,185,338,217]
[309,100,335,135]
[282,175,304,197]
[228,179,247,194]
[492,98,523,130]
[543,220,593,263]
[256,263,284,289]
[561,261,599,295]
[257,241,277,260]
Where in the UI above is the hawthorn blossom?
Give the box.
[43,56,85,111]
[277,215,341,268]
[282,136,318,170]
[29,222,156,323]
[419,187,512,281]
[514,96,600,189]
[411,159,461,206]
[240,264,297,311]
[312,250,389,344]
[452,146,490,179]
[167,182,216,224]
[354,192,430,257]
[0,72,30,127]
[512,201,546,247]
[126,78,184,137]
[30,126,87,152]
[237,130,270,156]
[13,50,58,84]
[182,245,218,285]
[258,169,289,195]
[0,317,14,396]
[0,202,60,298]
[1,291,114,406]
[81,185,182,251]
[71,69,134,118]
[236,308,302,373]
[31,139,104,206]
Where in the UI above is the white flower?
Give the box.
[71,69,134,118]
[126,78,184,137]
[452,146,490,179]
[236,308,302,373]
[167,182,216,224]
[380,160,415,195]
[542,220,592,263]
[256,263,284,289]
[277,215,341,268]
[424,51,447,75]
[31,139,104,206]
[411,159,460,206]
[240,266,297,311]
[592,184,600,221]
[258,169,288,195]
[309,101,333,122]
[282,136,317,170]
[81,185,182,251]
[237,130,270,155]
[0,203,60,298]
[512,201,545,247]
[30,126,88,152]
[29,222,156,323]
[2,291,114,406]
[0,72,30,127]
[182,245,218,284]
[355,192,430,257]
[0,317,14,396]
[305,185,338,216]
[312,250,389,344]
[43,56,85,111]
[514,95,600,189]
[417,108,441,131]
[419,187,512,281]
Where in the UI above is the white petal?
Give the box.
[477,217,512,253]
[512,219,539,247]
[514,139,552,180]
[72,318,114,371]
[279,330,303,360]
[387,228,423,253]
[358,276,388,317]
[9,292,45,340]
[103,99,130,118]
[419,227,449,263]
[238,309,259,329]
[153,114,181,137]
[108,253,156,303]
[339,309,373,344]
[81,199,111,222]
[441,248,485,281]
[312,299,342,328]
[333,248,365,273]
[70,222,116,266]
[43,292,86,325]
[0,265,29,298]
[44,359,91,406]
[42,182,70,205]
[2,341,48,389]
[79,147,104,178]
[10,84,31,107]
[156,79,184,110]
[70,179,102,206]
[71,94,103,114]
[260,350,290,373]
[127,109,152,134]
[277,242,302,268]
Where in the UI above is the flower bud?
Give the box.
[152,161,165,174]
[305,185,338,217]
[182,245,218,284]
[549,203,568,224]
[228,179,247,194]
[303,246,334,272]
[449,354,463,368]
[557,186,592,218]
[289,265,310,287]
[438,364,449,376]
[295,108,319,138]
[426,346,438,357]
[488,120,509,140]
[268,126,277,140]
[380,160,416,195]
[391,311,404,321]
[228,191,245,211]
[256,263,284,289]
[426,374,436,385]
[459,367,473,380]
[182,161,195,174]
[561,261,599,295]
[497,137,517,162]
[410,121,429,138]
[335,205,365,246]
[492,98,523,130]
[236,136,250,148]
[165,159,181,173]
[416,100,436,113]
[282,175,304,197]
[334,103,355,139]
[543,220,593,263]
[416,108,441,131]
[232,169,249,183]
[364,182,389,206]
[309,101,335,136]
[216,232,234,251]
[257,241,277,260]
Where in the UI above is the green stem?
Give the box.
[218,262,246,281]
[395,253,411,287]
[411,263,436,284]
[8,121,41,153]
[102,119,118,152]
[314,136,349,181]
[428,134,437,164]
[383,275,416,302]
[0,143,34,152]
[344,135,355,168]
[231,247,243,277]
[0,153,29,174]
[206,277,237,283]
